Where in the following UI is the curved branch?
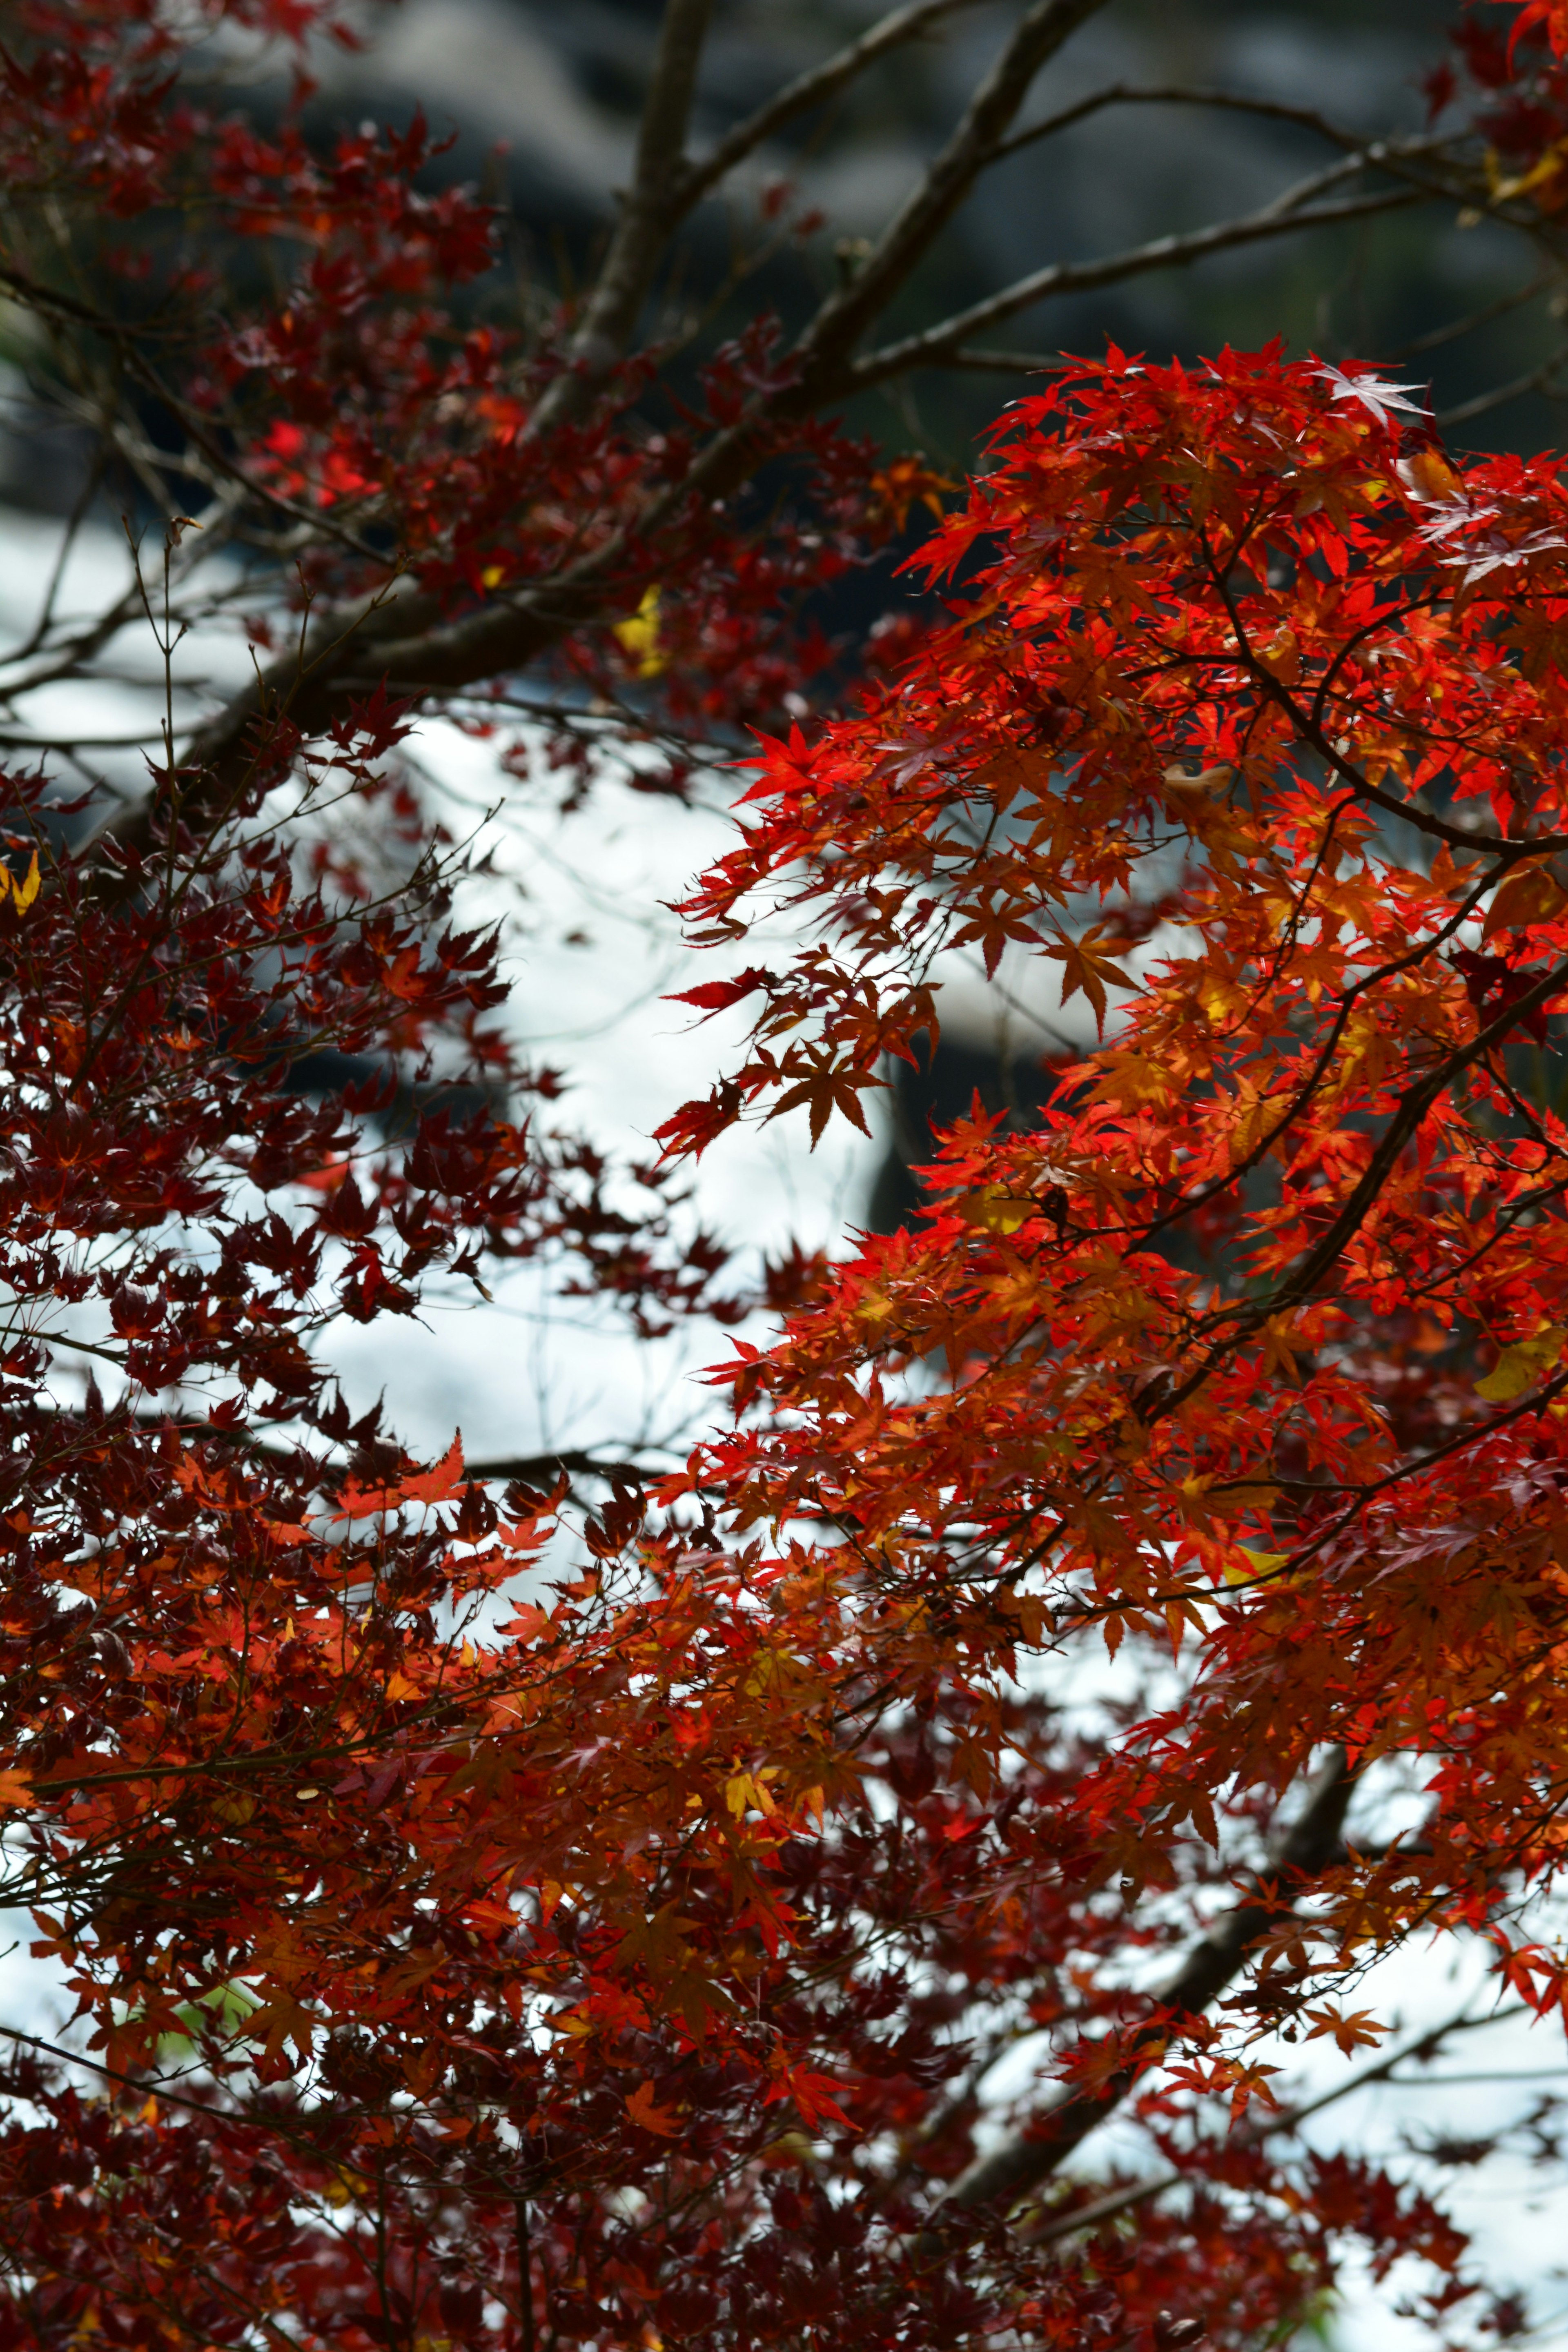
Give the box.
[677,0,991,210]
[987,83,1454,169]
[1437,345,1568,428]
[793,0,1112,381]
[849,185,1422,388]
[1023,1999,1515,2250]
[935,1748,1353,2222]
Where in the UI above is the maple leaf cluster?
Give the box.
[9,0,1568,2348]
[1428,0,1568,209]
[677,330,1568,1878]
[662,332,1568,2334]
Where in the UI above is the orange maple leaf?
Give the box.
[626,2080,682,2138]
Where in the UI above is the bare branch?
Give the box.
[935,1748,1353,2221]
[986,81,1444,169]
[1437,346,1568,427]
[466,1450,665,1488]
[531,0,716,431]
[677,0,992,210]
[84,7,1511,863]
[849,186,1422,387]
[794,0,1114,381]
[123,178,1427,847]
[942,345,1067,372]
[152,0,1117,805]
[1390,269,1558,361]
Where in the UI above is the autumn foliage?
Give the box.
[11,0,1568,2346]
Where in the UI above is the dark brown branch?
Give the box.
[677,0,991,211]
[9,1406,663,1499]
[1022,1999,1510,2250]
[1240,957,1568,1316]
[537,0,998,434]
[85,6,1487,868]
[793,0,1113,383]
[466,1450,662,1489]
[110,1,1112,841]
[987,83,1451,169]
[849,185,1422,388]
[935,1748,1353,2221]
[532,0,715,433]
[943,345,1067,372]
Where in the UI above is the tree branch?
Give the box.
[111,1,1111,841]
[1389,270,1555,361]
[676,0,991,212]
[530,0,715,433]
[1022,1999,1519,2250]
[84,8,1471,862]
[1437,345,1568,427]
[1262,969,1568,1321]
[849,184,1422,388]
[942,345,1066,372]
[935,1748,1353,2220]
[986,83,1450,169]
[793,0,1113,382]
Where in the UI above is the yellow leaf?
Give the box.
[1225,1546,1293,1587]
[1399,448,1466,506]
[613,586,666,678]
[548,2008,593,2038]
[870,455,955,530]
[956,1187,1036,1235]
[0,851,39,914]
[0,1767,32,1809]
[1259,1313,1303,1382]
[1477,1325,1568,1403]
[1261,626,1299,684]
[1483,862,1568,939]
[1491,134,1568,207]
[726,1770,775,1817]
[1089,1050,1180,1110]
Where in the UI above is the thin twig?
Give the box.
[795,0,1114,381]
[988,86,1453,169]
[1388,269,1556,361]
[1438,346,1568,428]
